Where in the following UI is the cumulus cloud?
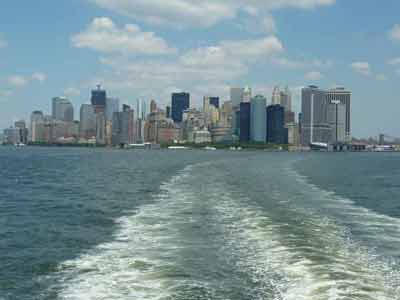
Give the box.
[271,57,333,69]
[32,72,47,82]
[350,61,371,76]
[7,75,28,87]
[305,71,323,81]
[88,0,335,28]
[64,87,81,97]
[71,17,176,55]
[263,15,277,33]
[94,34,284,106]
[387,57,400,65]
[389,24,400,41]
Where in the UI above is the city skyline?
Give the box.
[1,1,400,137]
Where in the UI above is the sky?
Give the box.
[0,0,399,138]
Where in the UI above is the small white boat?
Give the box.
[15,143,26,147]
[203,146,217,151]
[168,146,189,150]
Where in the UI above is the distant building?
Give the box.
[230,87,244,107]
[243,86,252,103]
[250,95,267,143]
[193,129,212,144]
[209,97,220,109]
[325,87,351,141]
[280,86,292,112]
[91,85,107,113]
[166,106,171,119]
[287,123,300,145]
[105,97,119,121]
[239,102,251,142]
[79,104,96,139]
[14,120,28,144]
[150,99,158,113]
[3,127,21,145]
[52,97,74,122]
[327,100,346,143]
[301,86,331,146]
[267,105,288,144]
[30,111,44,142]
[112,105,135,146]
[301,86,351,145]
[271,86,281,105]
[171,92,190,123]
[96,112,106,144]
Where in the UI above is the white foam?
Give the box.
[55,164,202,300]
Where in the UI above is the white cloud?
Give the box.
[7,75,28,87]
[94,35,284,106]
[71,17,176,55]
[64,87,81,97]
[350,61,371,76]
[271,57,333,69]
[88,0,335,28]
[263,15,277,34]
[389,24,400,41]
[305,71,323,81]
[387,57,400,65]
[32,72,47,82]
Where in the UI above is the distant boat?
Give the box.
[203,146,217,151]
[15,143,26,147]
[168,146,189,150]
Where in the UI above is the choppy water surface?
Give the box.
[1,148,400,299]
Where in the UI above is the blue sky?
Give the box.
[0,0,399,137]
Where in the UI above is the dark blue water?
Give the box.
[1,148,399,299]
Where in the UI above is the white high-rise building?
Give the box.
[280,86,292,112]
[243,86,252,103]
[271,86,281,105]
[52,97,74,122]
[30,111,44,142]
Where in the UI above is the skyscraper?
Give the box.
[52,97,74,122]
[112,105,135,146]
[239,102,251,142]
[30,111,44,142]
[250,95,267,143]
[171,92,190,123]
[209,97,220,109]
[105,97,120,121]
[243,86,252,103]
[230,87,244,107]
[325,87,351,141]
[91,85,107,113]
[267,105,288,144]
[271,86,281,105]
[79,104,96,139]
[280,86,292,112]
[300,86,351,145]
[150,100,158,113]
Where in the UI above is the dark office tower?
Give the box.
[91,85,107,113]
[166,106,171,119]
[239,102,251,142]
[209,97,220,109]
[267,105,288,144]
[171,92,190,123]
